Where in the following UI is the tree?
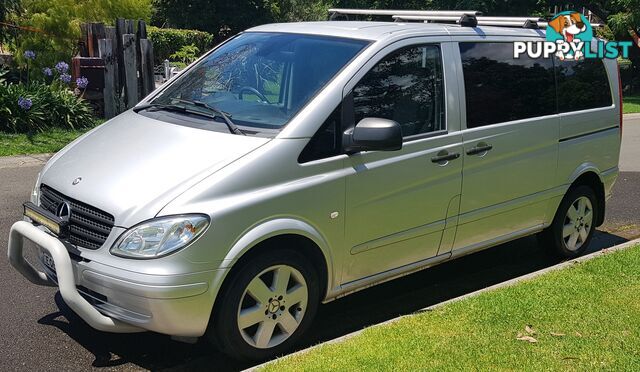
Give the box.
[152,0,272,38]
[0,0,21,47]
[12,0,153,74]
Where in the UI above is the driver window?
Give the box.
[352,44,445,138]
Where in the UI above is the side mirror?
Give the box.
[344,118,402,153]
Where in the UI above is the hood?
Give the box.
[40,110,270,227]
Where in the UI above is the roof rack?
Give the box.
[327,8,603,30]
[327,8,482,20]
[327,8,548,29]
[392,15,545,29]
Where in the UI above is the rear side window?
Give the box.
[352,44,445,138]
[556,58,612,112]
[459,42,555,128]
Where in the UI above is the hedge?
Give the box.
[147,26,215,65]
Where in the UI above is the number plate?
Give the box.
[41,251,56,273]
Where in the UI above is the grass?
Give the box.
[0,124,101,157]
[624,94,640,114]
[264,246,640,371]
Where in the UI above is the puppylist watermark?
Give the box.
[513,11,632,60]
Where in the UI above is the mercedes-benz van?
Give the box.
[8,11,622,360]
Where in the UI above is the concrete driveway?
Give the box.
[1,116,639,371]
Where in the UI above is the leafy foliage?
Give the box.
[11,0,153,75]
[151,0,272,37]
[0,0,22,44]
[169,44,200,65]
[0,82,95,133]
[148,26,214,65]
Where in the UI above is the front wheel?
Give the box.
[209,249,320,361]
[540,185,597,258]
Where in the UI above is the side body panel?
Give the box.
[550,53,621,220]
[450,37,560,254]
[340,40,463,284]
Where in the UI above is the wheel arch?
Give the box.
[220,218,334,300]
[567,166,606,227]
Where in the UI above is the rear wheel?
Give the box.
[540,185,597,258]
[209,249,319,361]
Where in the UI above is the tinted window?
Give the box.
[556,58,612,112]
[298,105,342,163]
[352,45,445,138]
[460,42,556,128]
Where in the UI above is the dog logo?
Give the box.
[546,11,593,60]
[514,11,631,60]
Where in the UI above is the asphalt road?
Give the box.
[1,117,639,371]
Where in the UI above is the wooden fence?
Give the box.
[72,19,155,119]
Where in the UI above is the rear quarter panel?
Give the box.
[556,57,621,188]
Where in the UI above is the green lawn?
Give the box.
[624,94,640,114]
[0,127,92,157]
[264,246,640,371]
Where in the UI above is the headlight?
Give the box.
[111,215,210,259]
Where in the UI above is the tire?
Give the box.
[208,249,320,361]
[539,185,598,258]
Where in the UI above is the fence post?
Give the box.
[140,39,155,97]
[136,20,146,99]
[122,34,138,108]
[98,39,116,119]
[115,18,126,93]
[164,59,170,82]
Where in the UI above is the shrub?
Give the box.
[169,44,200,65]
[148,26,214,65]
[0,82,95,133]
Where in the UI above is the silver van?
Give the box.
[8,9,622,360]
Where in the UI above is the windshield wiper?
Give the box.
[133,100,246,136]
[133,102,189,114]
[173,99,246,136]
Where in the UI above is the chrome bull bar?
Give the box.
[7,220,142,333]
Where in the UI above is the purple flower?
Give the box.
[42,67,52,76]
[24,50,36,60]
[18,97,33,111]
[55,61,69,74]
[59,73,72,84]
[75,76,89,89]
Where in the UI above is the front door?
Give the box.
[342,43,463,284]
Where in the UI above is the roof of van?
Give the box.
[248,21,547,40]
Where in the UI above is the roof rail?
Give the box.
[327,8,482,21]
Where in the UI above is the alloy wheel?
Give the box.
[237,264,308,349]
[562,196,593,251]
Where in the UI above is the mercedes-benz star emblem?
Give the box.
[72,177,82,185]
[56,201,72,221]
[268,300,281,314]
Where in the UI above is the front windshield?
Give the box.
[151,32,369,131]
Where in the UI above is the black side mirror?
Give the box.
[344,118,402,153]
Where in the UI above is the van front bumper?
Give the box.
[8,220,226,337]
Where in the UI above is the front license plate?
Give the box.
[42,250,56,272]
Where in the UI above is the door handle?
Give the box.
[431,152,460,164]
[466,144,493,156]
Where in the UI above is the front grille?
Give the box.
[39,184,115,249]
